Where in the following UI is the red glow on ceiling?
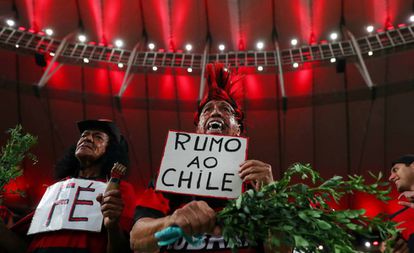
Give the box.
[22,0,35,30]
[311,0,328,43]
[238,39,245,51]
[293,0,312,44]
[170,0,193,51]
[372,1,389,28]
[244,74,266,99]
[86,0,105,43]
[152,73,175,100]
[83,68,110,95]
[151,1,171,51]
[109,69,126,96]
[102,0,122,45]
[287,65,313,96]
[33,0,53,33]
[175,74,198,100]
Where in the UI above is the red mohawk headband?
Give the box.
[194,63,244,132]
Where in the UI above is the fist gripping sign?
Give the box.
[28,178,107,235]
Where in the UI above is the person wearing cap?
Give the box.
[386,154,414,252]
[130,63,276,253]
[0,119,135,253]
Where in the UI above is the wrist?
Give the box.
[106,222,122,233]
[164,214,176,228]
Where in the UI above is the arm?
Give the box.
[97,189,131,253]
[130,216,173,253]
[130,201,218,253]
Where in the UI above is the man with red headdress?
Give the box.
[130,63,275,252]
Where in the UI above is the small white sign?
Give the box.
[28,178,107,235]
[156,131,248,199]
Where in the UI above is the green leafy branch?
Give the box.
[0,125,37,194]
[217,163,399,252]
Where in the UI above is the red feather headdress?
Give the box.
[194,63,244,132]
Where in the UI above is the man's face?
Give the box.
[389,162,414,192]
[196,100,240,136]
[75,130,109,165]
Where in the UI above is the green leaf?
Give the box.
[236,195,242,210]
[316,220,332,230]
[293,235,309,247]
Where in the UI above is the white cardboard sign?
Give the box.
[156,131,247,199]
[28,178,107,235]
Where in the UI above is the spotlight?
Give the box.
[218,44,225,51]
[45,28,54,36]
[78,34,87,43]
[257,66,264,71]
[6,19,15,27]
[187,67,192,73]
[318,245,324,250]
[152,66,158,71]
[224,67,228,72]
[148,43,155,50]
[368,51,373,56]
[15,44,19,48]
[114,39,123,48]
[185,43,192,51]
[330,57,336,63]
[410,15,414,22]
[118,63,124,68]
[83,58,89,63]
[366,25,374,33]
[292,62,299,68]
[364,241,371,248]
[256,41,264,50]
[291,38,298,46]
[330,32,338,40]
[49,52,55,57]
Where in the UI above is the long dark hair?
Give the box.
[54,137,129,180]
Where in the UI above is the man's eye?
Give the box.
[202,108,211,113]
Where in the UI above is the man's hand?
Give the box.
[398,191,414,208]
[96,189,124,230]
[239,160,274,190]
[169,200,219,236]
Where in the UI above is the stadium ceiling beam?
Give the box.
[347,30,375,89]
[37,32,73,88]
[117,41,141,98]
